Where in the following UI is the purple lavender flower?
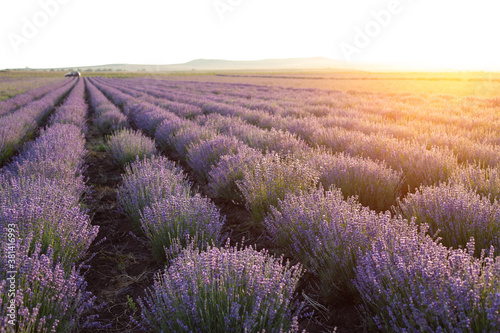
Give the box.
[117,155,192,228]
[264,187,412,303]
[136,244,306,332]
[170,124,218,158]
[153,115,187,152]
[396,183,500,255]
[355,227,500,332]
[186,135,244,182]
[308,150,402,212]
[140,193,226,263]
[107,128,158,166]
[237,153,319,223]
[126,101,170,136]
[0,238,99,332]
[0,174,98,269]
[208,146,263,203]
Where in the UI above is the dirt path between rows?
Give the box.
[81,105,161,332]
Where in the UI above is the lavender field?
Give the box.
[1,73,500,332]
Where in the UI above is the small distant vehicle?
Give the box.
[65,71,81,77]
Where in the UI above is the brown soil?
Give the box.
[80,108,161,332]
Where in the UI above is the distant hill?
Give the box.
[8,57,364,72]
[177,57,356,71]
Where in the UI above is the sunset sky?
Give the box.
[1,0,499,71]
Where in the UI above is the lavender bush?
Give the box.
[396,183,500,255]
[140,193,225,263]
[308,150,403,212]
[117,155,192,228]
[5,123,87,185]
[449,164,500,203]
[237,153,319,223]
[355,228,500,332]
[264,187,412,303]
[186,135,244,182]
[86,79,129,135]
[154,116,189,153]
[208,146,263,203]
[312,127,458,191]
[125,102,170,136]
[170,124,217,158]
[107,128,158,166]
[195,112,246,132]
[136,244,306,333]
[257,128,310,157]
[95,110,129,135]
[0,79,75,165]
[49,79,87,131]
[0,174,98,270]
[0,238,99,332]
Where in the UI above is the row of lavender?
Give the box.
[90,77,309,331]
[98,76,500,219]
[95,77,450,195]
[97,77,500,218]
[91,77,401,212]
[93,77,500,255]
[89,78,500,255]
[0,79,99,332]
[110,77,500,147]
[0,78,77,166]
[106,77,500,148]
[100,122,304,331]
[86,79,129,135]
[100,77,500,194]
[0,78,72,116]
[92,77,500,331]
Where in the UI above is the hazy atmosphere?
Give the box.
[1,0,500,71]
